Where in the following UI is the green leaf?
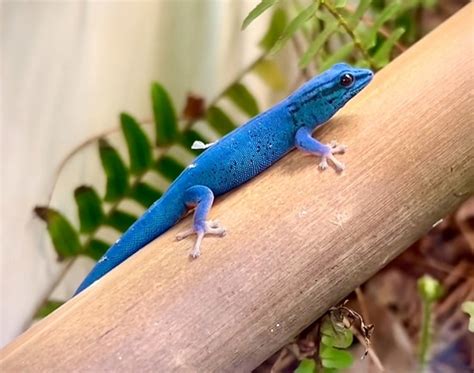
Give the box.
[120,113,152,175]
[99,139,129,202]
[259,8,287,50]
[129,182,162,208]
[320,316,353,348]
[151,82,178,146]
[226,83,259,117]
[361,1,401,48]
[348,0,371,28]
[74,186,104,233]
[320,42,354,71]
[373,27,405,68]
[295,358,316,373]
[206,106,236,136]
[320,345,354,369]
[34,299,64,319]
[34,207,82,259]
[154,155,185,181]
[299,22,338,67]
[461,301,474,332]
[242,0,279,30]
[271,2,318,54]
[106,210,137,233]
[84,239,110,261]
[334,0,347,7]
[321,332,353,349]
[180,129,209,155]
[252,59,286,90]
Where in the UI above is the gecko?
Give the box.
[74,63,373,295]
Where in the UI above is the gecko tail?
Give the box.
[73,195,185,296]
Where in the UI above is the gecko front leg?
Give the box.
[295,127,346,172]
[176,185,226,258]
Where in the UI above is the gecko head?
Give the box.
[318,63,373,110]
[288,63,373,126]
[293,63,374,113]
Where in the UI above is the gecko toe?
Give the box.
[178,220,226,257]
[329,140,347,154]
[319,158,329,170]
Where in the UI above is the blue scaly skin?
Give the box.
[74,63,373,295]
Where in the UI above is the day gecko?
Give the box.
[74,63,373,295]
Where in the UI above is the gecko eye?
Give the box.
[340,73,354,87]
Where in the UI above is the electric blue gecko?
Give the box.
[74,63,373,295]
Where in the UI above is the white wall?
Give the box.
[1,0,268,347]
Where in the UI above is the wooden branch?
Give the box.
[1,4,473,371]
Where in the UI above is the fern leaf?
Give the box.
[34,300,64,319]
[99,139,129,202]
[373,27,405,68]
[252,58,286,90]
[362,1,402,48]
[299,21,338,67]
[242,0,279,30]
[348,0,371,28]
[120,113,152,175]
[270,2,319,54]
[129,182,162,208]
[34,207,82,260]
[154,155,185,181]
[106,210,137,233]
[74,186,104,233]
[206,106,236,136]
[320,42,354,71]
[84,239,110,261]
[226,83,259,117]
[259,8,287,51]
[335,0,347,8]
[151,82,179,146]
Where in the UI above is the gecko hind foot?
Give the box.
[176,220,226,258]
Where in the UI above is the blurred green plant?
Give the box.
[295,302,373,372]
[244,0,437,70]
[417,275,444,372]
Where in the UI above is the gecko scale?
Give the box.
[74,63,373,295]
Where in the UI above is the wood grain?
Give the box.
[1,4,473,372]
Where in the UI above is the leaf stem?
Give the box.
[418,298,432,371]
[320,0,377,70]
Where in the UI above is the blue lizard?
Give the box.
[74,63,373,295]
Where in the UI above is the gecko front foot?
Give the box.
[176,220,226,258]
[318,141,346,172]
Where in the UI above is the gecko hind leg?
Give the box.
[176,185,226,258]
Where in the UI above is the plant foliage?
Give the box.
[295,303,373,372]
[245,0,436,71]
